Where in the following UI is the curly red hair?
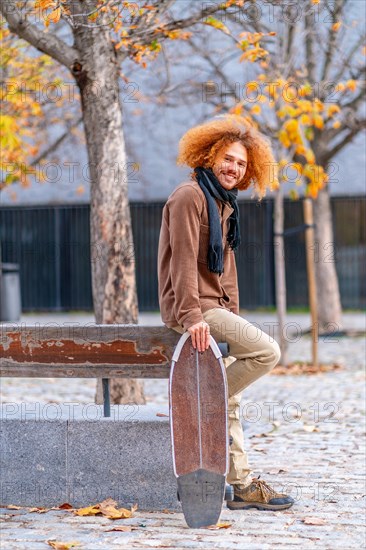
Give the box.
[177,115,278,199]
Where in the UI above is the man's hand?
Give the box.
[188,321,210,352]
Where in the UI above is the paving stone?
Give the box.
[0,312,365,549]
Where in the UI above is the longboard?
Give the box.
[169,331,229,528]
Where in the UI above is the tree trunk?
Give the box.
[273,186,288,366]
[71,2,145,404]
[313,183,343,333]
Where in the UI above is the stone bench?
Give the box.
[0,402,177,510]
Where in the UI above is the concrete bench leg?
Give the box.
[0,403,179,511]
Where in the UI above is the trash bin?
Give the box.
[0,263,21,322]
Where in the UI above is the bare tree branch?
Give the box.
[30,116,83,166]
[127,2,241,46]
[332,32,366,83]
[322,121,366,164]
[304,4,320,82]
[320,0,344,83]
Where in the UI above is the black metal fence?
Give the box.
[1,196,365,311]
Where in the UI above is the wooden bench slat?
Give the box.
[0,363,171,378]
[0,325,179,379]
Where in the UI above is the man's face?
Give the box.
[212,141,248,191]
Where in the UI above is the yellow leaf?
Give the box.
[74,504,100,516]
[98,498,138,520]
[35,0,56,9]
[332,120,341,129]
[279,158,288,169]
[75,185,85,195]
[305,150,315,164]
[88,11,99,22]
[229,103,244,116]
[293,162,303,175]
[250,104,261,115]
[278,130,290,148]
[327,104,340,117]
[295,145,306,156]
[332,21,341,32]
[240,46,268,62]
[284,119,299,134]
[299,83,312,97]
[300,114,311,125]
[311,0,320,4]
[48,7,61,23]
[346,79,357,91]
[246,81,259,93]
[204,17,230,35]
[312,114,324,129]
[47,541,81,550]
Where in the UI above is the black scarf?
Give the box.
[194,167,241,275]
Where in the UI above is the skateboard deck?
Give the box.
[169,332,229,528]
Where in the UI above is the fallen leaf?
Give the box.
[301,517,326,525]
[161,509,175,514]
[303,425,320,432]
[58,503,73,510]
[105,525,135,532]
[101,499,136,519]
[207,522,232,529]
[101,505,132,520]
[75,499,137,519]
[29,507,48,513]
[74,504,100,516]
[6,505,22,510]
[156,413,169,417]
[47,541,81,549]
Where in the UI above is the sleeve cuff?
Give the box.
[178,310,204,331]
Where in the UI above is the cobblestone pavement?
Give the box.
[1,312,365,549]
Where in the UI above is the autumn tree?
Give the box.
[195,0,365,334]
[0,0,249,403]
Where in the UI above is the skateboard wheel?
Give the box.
[225,484,234,501]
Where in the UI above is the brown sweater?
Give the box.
[157,179,239,330]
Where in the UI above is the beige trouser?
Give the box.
[171,307,281,490]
